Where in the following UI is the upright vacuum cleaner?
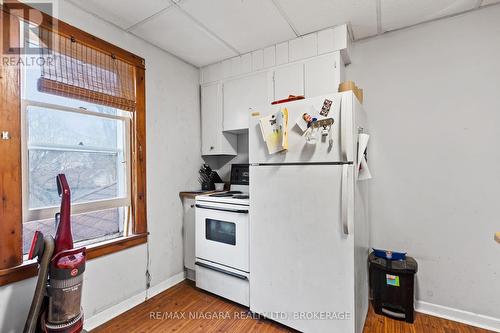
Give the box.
[24,174,86,333]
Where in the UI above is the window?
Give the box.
[21,101,132,254]
[19,24,137,255]
[0,2,147,283]
[20,43,133,254]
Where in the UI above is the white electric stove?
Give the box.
[194,164,250,306]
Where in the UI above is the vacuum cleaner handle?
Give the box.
[54,174,74,253]
[23,235,55,333]
[56,174,63,196]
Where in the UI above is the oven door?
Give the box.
[195,201,249,272]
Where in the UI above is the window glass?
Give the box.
[27,106,127,209]
[28,150,121,208]
[28,106,121,150]
[23,207,126,254]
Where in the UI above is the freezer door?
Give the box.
[249,92,355,164]
[249,165,355,333]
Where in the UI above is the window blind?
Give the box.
[38,27,136,111]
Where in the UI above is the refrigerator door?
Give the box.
[250,164,355,333]
[249,92,355,164]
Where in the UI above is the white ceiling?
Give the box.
[178,0,296,54]
[274,0,379,39]
[381,0,481,31]
[71,0,171,30]
[68,0,500,67]
[130,6,238,66]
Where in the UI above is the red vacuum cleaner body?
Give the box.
[25,174,86,333]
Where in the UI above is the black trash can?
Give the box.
[368,252,418,323]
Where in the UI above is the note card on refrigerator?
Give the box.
[259,108,289,154]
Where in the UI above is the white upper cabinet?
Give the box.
[304,52,344,98]
[201,83,218,154]
[201,52,344,143]
[201,83,237,155]
[200,25,351,85]
[223,72,271,132]
[273,63,304,101]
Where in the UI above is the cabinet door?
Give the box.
[201,83,237,155]
[201,83,220,155]
[304,52,343,98]
[273,63,304,101]
[183,198,196,271]
[223,72,270,132]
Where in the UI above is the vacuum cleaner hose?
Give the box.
[23,235,55,333]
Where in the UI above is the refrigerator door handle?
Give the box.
[340,96,347,162]
[341,164,349,235]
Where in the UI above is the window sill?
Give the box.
[0,233,148,287]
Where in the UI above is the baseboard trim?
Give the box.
[416,300,500,332]
[84,271,186,331]
[147,271,186,299]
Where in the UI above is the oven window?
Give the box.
[205,219,236,246]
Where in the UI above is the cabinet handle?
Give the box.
[210,146,214,150]
[190,204,194,208]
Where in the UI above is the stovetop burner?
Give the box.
[210,191,242,198]
[197,187,249,206]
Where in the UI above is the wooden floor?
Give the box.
[92,281,493,333]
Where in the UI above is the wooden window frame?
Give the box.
[0,1,147,286]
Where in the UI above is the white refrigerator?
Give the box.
[249,92,369,333]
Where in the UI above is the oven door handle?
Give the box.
[195,261,248,280]
[195,204,248,214]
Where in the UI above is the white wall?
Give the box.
[347,5,500,325]
[0,1,202,332]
